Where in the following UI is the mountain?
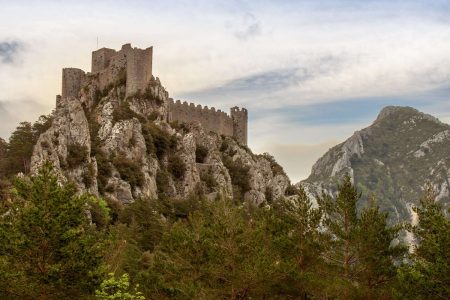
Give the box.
[30,75,290,205]
[301,106,450,225]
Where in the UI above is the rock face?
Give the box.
[301,106,450,225]
[31,76,290,205]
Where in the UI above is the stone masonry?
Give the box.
[60,43,248,145]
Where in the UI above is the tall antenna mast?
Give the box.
[96,37,98,49]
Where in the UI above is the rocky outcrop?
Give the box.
[31,77,290,205]
[301,106,450,224]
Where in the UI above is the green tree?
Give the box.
[356,202,406,299]
[143,198,281,299]
[319,175,361,297]
[396,187,450,300]
[4,121,34,175]
[319,175,405,299]
[266,187,326,297]
[0,162,105,299]
[96,273,145,300]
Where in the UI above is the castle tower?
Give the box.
[91,48,117,73]
[125,46,153,96]
[231,107,248,145]
[61,68,85,99]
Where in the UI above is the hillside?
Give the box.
[29,73,290,205]
[302,106,450,224]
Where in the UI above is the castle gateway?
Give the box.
[60,43,248,145]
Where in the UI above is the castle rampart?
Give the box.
[60,44,248,145]
[168,99,247,144]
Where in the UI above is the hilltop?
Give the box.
[301,106,450,225]
[29,44,291,204]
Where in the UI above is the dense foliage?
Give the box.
[0,163,105,299]
[0,159,448,299]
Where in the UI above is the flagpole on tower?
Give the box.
[96,37,98,49]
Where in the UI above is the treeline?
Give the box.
[0,163,449,299]
[0,115,53,200]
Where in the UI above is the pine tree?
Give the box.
[0,162,106,299]
[356,202,406,299]
[319,174,361,297]
[143,198,281,299]
[267,186,326,297]
[396,187,450,299]
[4,121,34,175]
[319,175,405,299]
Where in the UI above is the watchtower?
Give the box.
[231,107,248,145]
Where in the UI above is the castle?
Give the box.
[60,43,248,145]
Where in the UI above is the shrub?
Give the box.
[112,153,144,190]
[96,150,112,194]
[82,163,96,187]
[66,143,88,169]
[156,169,171,199]
[261,153,286,176]
[112,101,145,124]
[142,123,176,160]
[222,156,251,200]
[265,186,274,203]
[195,145,209,163]
[168,154,186,180]
[285,184,299,196]
[200,168,217,190]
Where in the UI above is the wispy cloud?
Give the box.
[0,41,23,64]
[231,13,261,41]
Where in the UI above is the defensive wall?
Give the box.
[60,44,248,145]
[168,99,248,145]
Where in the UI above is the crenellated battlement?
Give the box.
[168,99,247,144]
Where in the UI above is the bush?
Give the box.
[222,156,251,200]
[67,143,88,169]
[96,150,112,195]
[95,273,144,300]
[285,184,299,196]
[113,101,145,124]
[168,154,186,180]
[265,186,274,203]
[112,153,144,190]
[200,168,217,190]
[142,123,176,160]
[195,145,209,163]
[82,163,96,187]
[156,169,171,199]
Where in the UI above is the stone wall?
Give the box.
[169,99,234,137]
[168,99,247,145]
[62,68,86,99]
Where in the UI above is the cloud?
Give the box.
[0,99,47,139]
[0,41,23,64]
[233,13,261,41]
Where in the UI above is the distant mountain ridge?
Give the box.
[301,106,450,225]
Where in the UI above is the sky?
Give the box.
[1,0,450,182]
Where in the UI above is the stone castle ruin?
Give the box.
[60,43,248,145]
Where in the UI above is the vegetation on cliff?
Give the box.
[1,163,448,299]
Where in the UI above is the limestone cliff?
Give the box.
[31,76,290,205]
[301,106,450,228]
